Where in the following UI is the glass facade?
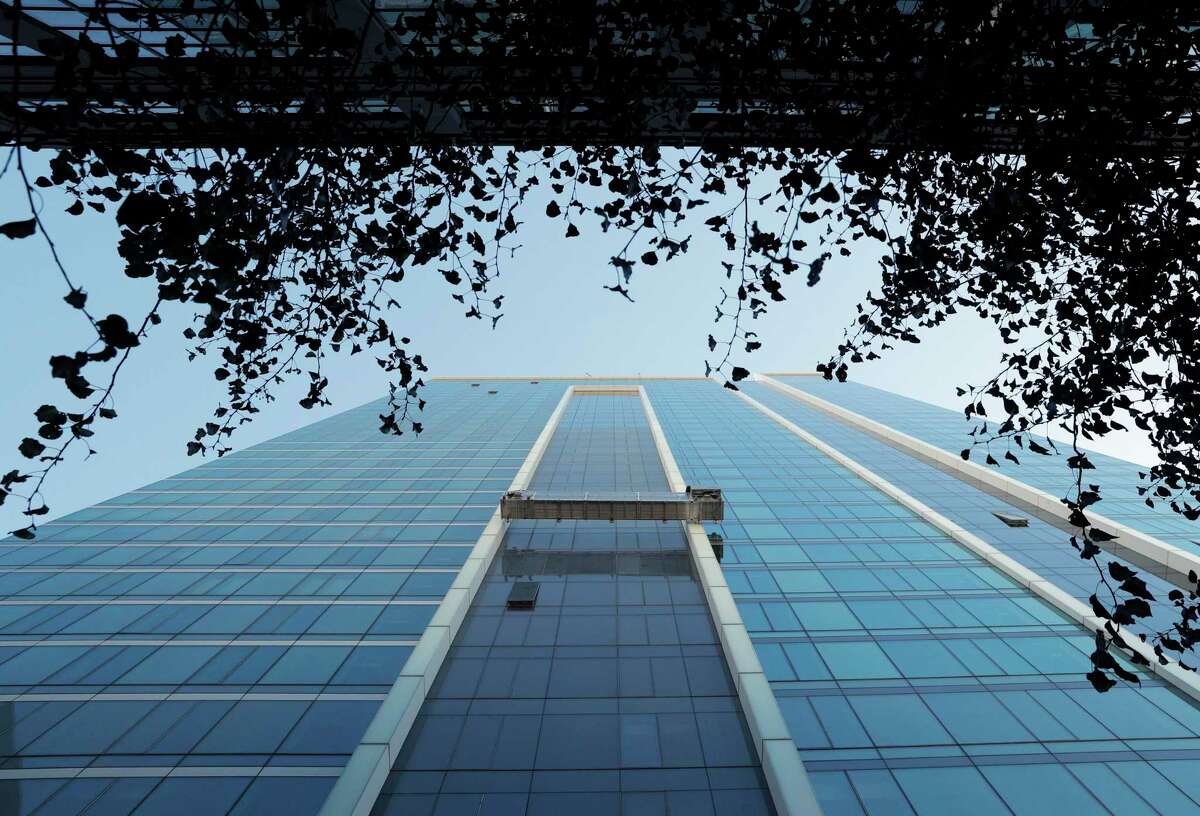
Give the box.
[0,382,562,814]
[2,375,1199,815]
[645,381,1200,816]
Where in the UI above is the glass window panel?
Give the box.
[195,700,310,753]
[981,764,1104,813]
[893,767,1010,816]
[816,643,899,680]
[131,778,251,816]
[922,692,1033,744]
[848,696,950,747]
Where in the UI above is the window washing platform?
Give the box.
[500,487,723,522]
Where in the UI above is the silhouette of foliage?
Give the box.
[2,0,1200,691]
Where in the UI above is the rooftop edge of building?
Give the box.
[431,373,821,381]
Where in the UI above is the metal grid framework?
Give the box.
[2,0,1197,149]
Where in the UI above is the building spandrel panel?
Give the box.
[645,379,1200,816]
[0,381,563,814]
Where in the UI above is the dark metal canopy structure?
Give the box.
[1,0,1197,150]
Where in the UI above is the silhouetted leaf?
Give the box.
[17,438,45,459]
[96,315,139,349]
[0,219,35,239]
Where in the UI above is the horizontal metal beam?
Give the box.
[0,53,1196,150]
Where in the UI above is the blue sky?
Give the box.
[0,148,1158,527]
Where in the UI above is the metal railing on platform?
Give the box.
[499,486,723,522]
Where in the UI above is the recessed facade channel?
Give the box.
[355,384,807,816]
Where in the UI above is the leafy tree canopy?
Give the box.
[2,0,1200,690]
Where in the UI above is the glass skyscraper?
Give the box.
[2,374,1200,816]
